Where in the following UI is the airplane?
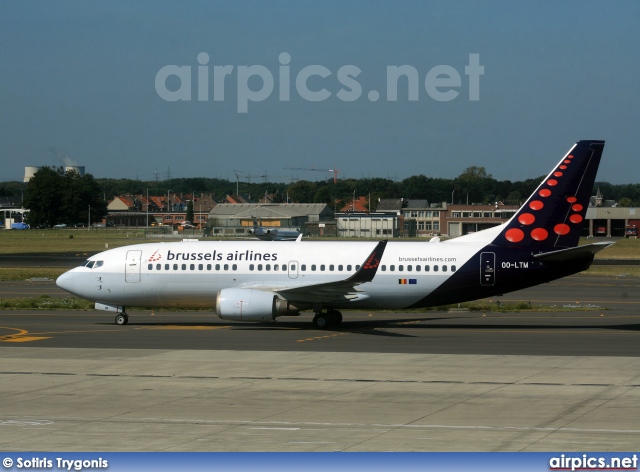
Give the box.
[56,140,611,329]
[249,217,302,241]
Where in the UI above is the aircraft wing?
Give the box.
[236,240,387,304]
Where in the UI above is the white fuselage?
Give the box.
[57,239,482,310]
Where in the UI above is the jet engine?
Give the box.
[215,288,301,321]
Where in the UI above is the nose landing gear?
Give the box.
[115,312,129,325]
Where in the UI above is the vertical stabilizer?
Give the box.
[492,140,605,249]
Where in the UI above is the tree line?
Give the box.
[3,166,640,227]
[92,166,640,210]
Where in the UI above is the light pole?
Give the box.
[166,189,171,228]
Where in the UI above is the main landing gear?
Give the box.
[312,309,343,329]
[115,312,129,325]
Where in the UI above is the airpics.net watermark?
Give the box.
[155,52,484,113]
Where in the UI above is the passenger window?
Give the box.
[356,265,360,270]
[338,265,343,271]
[425,265,430,272]
[274,264,279,271]
[282,264,287,271]
[258,264,263,271]
[173,264,178,270]
[198,264,203,270]
[157,264,161,270]
[381,265,386,271]
[320,265,325,271]
[266,264,271,271]
[399,265,404,271]
[311,264,316,271]
[407,265,412,272]
[148,264,152,270]
[232,264,237,270]
[443,265,447,272]
[300,264,306,271]
[207,264,212,270]
[165,264,170,270]
[215,264,220,270]
[416,265,421,272]
[249,264,255,271]
[190,264,195,270]
[452,265,456,272]
[347,265,352,271]
[224,264,229,270]
[182,264,187,270]
[434,265,439,272]
[390,265,395,271]
[329,264,334,271]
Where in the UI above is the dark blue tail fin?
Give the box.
[493,140,605,249]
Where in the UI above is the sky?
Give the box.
[1,1,639,185]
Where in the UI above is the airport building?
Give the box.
[208,203,334,237]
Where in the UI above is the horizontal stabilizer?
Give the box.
[533,242,614,263]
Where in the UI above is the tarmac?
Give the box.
[1,348,639,451]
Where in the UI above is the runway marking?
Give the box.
[0,419,54,426]
[22,415,640,435]
[1,336,52,343]
[141,326,231,331]
[297,332,350,343]
[0,327,51,343]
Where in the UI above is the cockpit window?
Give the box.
[80,260,104,269]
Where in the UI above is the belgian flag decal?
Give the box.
[399,279,417,284]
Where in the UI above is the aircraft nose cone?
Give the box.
[56,271,75,294]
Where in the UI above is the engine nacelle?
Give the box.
[216,288,301,322]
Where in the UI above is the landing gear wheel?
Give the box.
[327,310,343,327]
[115,313,129,325]
[313,310,343,329]
[313,314,329,329]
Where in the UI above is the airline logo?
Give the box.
[363,254,381,270]
[399,279,417,285]
[148,250,162,262]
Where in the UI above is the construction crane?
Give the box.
[283,166,340,183]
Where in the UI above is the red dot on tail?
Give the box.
[572,204,583,212]
[505,228,525,243]
[564,160,571,164]
[531,228,549,241]
[554,224,570,235]
[559,165,567,170]
[547,179,558,186]
[529,200,544,210]
[567,196,577,203]
[568,155,574,159]
[518,213,535,225]
[554,171,563,177]
[570,214,583,224]
[539,189,551,197]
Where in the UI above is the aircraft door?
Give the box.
[480,252,495,286]
[125,250,142,283]
[288,260,299,279]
